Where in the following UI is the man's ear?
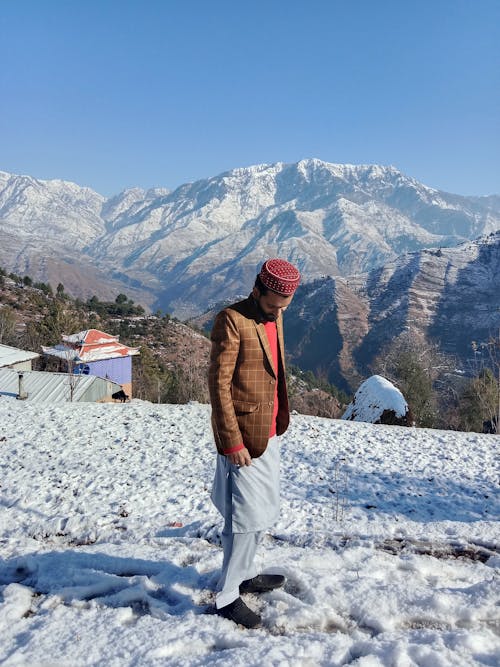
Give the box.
[252,286,260,299]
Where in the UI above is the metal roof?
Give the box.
[0,368,121,403]
[0,343,39,368]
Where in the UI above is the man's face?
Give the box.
[253,287,294,322]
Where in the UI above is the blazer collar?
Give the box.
[232,295,285,377]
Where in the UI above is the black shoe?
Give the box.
[240,574,285,594]
[217,597,261,629]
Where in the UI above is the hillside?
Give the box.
[0,401,497,665]
[284,231,500,389]
[0,272,342,416]
[0,271,211,404]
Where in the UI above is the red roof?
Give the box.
[43,329,140,362]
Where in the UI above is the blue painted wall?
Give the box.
[75,356,131,385]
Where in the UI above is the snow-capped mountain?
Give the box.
[1,160,499,317]
[0,170,112,299]
[0,170,105,246]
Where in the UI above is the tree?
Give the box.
[34,281,53,295]
[0,306,17,345]
[459,368,498,432]
[132,345,164,402]
[459,334,500,432]
[164,359,209,404]
[483,331,500,431]
[22,301,85,349]
[371,332,453,427]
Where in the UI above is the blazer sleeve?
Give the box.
[208,309,244,452]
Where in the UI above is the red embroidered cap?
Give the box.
[259,258,300,295]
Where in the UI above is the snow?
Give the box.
[0,400,498,666]
[342,375,409,423]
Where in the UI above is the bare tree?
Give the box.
[462,333,500,432]
[63,349,85,402]
[372,331,456,427]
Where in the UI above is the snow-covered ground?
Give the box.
[0,400,498,666]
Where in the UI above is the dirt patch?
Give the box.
[378,537,497,563]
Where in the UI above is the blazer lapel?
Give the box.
[254,321,277,377]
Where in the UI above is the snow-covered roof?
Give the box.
[42,329,140,362]
[0,343,39,368]
[62,329,119,345]
[0,368,121,403]
[40,344,81,362]
[342,374,409,423]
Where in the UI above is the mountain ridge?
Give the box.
[1,158,499,394]
[1,160,499,323]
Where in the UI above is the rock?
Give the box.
[342,375,413,426]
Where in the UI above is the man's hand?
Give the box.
[227,447,252,467]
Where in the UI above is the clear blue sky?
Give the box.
[1,0,499,197]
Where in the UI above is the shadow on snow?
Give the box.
[0,549,217,618]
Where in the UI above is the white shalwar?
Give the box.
[211,435,280,608]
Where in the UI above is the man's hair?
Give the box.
[254,275,269,295]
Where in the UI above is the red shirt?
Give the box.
[264,320,279,438]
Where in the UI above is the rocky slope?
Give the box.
[284,232,500,389]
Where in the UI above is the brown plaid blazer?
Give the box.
[208,295,290,458]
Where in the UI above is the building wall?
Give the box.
[80,379,122,403]
[11,360,34,372]
[86,356,132,386]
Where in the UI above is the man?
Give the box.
[208,258,300,628]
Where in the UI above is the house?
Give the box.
[0,343,39,371]
[41,329,140,399]
[0,367,122,403]
[0,341,122,403]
